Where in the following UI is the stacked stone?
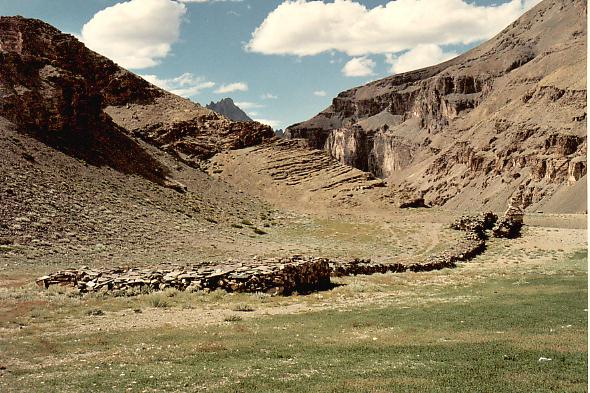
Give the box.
[330,258,406,277]
[36,256,331,295]
[36,209,523,296]
[493,198,524,239]
[450,212,498,238]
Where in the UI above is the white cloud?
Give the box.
[261,93,278,100]
[141,73,215,97]
[342,56,375,77]
[235,102,264,110]
[246,0,542,57]
[81,0,186,69]
[386,44,458,74]
[524,0,543,10]
[313,90,327,97]
[179,0,243,2]
[215,82,249,94]
[253,118,281,129]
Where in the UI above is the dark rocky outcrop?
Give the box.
[493,194,525,238]
[492,217,523,239]
[0,17,170,186]
[286,0,587,213]
[451,210,523,240]
[450,212,498,238]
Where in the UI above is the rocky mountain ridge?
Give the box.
[0,16,274,179]
[286,0,587,213]
[0,16,279,265]
[206,98,253,122]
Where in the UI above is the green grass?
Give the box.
[145,293,171,308]
[0,251,586,392]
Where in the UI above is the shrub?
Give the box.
[147,294,171,308]
[232,304,255,312]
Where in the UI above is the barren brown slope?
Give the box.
[286,0,587,213]
[208,139,392,213]
[0,16,274,180]
[0,114,285,268]
[0,16,282,266]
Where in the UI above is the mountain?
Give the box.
[0,16,274,175]
[206,98,252,122]
[286,0,587,213]
[0,16,276,263]
[0,17,172,187]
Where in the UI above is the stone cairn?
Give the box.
[493,194,524,239]
[36,211,521,296]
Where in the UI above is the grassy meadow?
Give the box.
[0,239,586,392]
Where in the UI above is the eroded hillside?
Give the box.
[286,0,587,213]
[0,16,279,265]
[0,16,274,181]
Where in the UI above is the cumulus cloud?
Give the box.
[81,0,186,69]
[215,82,249,94]
[313,90,327,97]
[342,56,375,77]
[261,93,278,100]
[235,102,264,110]
[386,44,458,74]
[141,73,215,97]
[179,0,242,2]
[253,118,281,129]
[246,0,542,57]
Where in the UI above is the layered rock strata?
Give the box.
[286,0,587,213]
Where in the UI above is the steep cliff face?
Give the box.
[287,0,587,212]
[0,16,274,176]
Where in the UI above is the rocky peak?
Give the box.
[206,98,253,122]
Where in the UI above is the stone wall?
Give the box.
[37,212,520,296]
[36,257,332,296]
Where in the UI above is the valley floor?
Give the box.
[0,209,586,392]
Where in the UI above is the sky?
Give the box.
[0,0,541,129]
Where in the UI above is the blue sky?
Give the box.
[0,0,539,129]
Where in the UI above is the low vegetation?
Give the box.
[0,246,586,392]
